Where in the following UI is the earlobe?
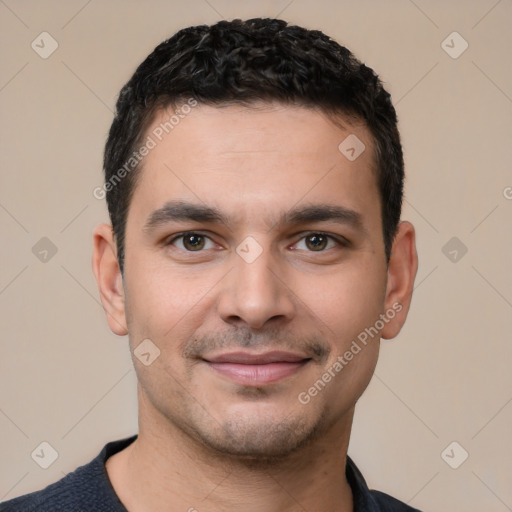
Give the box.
[381,221,418,340]
[92,223,128,336]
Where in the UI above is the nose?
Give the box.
[216,240,296,331]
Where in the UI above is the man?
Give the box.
[2,17,420,512]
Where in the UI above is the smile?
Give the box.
[202,351,312,385]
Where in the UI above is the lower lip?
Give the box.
[205,361,310,385]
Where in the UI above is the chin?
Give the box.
[191,409,328,465]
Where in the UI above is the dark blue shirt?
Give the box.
[1,435,422,511]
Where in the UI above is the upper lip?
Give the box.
[203,351,312,365]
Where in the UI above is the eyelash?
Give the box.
[165,231,348,252]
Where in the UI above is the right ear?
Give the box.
[92,223,128,336]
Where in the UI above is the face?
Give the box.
[95,102,416,461]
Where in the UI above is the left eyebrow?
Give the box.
[281,203,366,234]
[142,200,367,235]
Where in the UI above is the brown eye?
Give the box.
[305,233,329,251]
[182,234,205,251]
[168,232,214,251]
[292,232,344,252]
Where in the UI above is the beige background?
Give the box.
[1,1,511,510]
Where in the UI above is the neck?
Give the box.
[106,393,355,512]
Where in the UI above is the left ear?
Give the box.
[381,221,418,340]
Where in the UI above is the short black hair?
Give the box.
[103,17,404,274]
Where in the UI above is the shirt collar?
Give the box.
[346,454,380,511]
[104,437,384,511]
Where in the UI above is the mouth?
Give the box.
[201,351,313,386]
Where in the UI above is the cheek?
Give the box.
[296,262,387,343]
[123,259,215,334]
[122,264,223,385]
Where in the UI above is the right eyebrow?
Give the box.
[143,201,229,234]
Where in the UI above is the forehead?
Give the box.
[127,103,380,233]
[144,101,374,158]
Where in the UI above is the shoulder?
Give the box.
[1,436,137,512]
[346,455,423,512]
[368,489,423,511]
[1,462,103,512]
